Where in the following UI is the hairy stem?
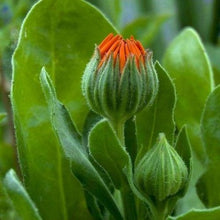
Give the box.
[110,120,137,220]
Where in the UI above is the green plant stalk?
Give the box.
[152,197,178,220]
[110,120,137,220]
[111,120,125,146]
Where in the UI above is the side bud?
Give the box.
[135,133,188,202]
[82,33,158,124]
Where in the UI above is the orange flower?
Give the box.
[98,33,146,73]
[82,33,158,124]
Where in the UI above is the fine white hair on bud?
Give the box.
[82,33,158,124]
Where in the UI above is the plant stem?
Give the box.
[151,201,169,220]
[109,120,137,220]
[110,120,125,146]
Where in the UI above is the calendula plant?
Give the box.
[0,0,220,220]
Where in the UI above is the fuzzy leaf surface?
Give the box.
[40,69,123,220]
[136,62,176,163]
[3,170,42,220]
[11,0,116,219]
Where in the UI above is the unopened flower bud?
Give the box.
[82,33,158,124]
[135,133,188,202]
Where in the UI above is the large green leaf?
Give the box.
[163,28,213,213]
[136,62,176,163]
[0,179,18,220]
[89,119,129,189]
[40,68,123,220]
[82,111,102,150]
[169,207,220,220]
[163,28,214,160]
[88,119,150,219]
[197,85,220,207]
[3,169,42,220]
[175,126,192,194]
[121,14,170,46]
[206,44,220,85]
[87,0,122,29]
[11,0,116,219]
[175,127,192,174]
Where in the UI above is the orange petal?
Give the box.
[126,40,139,68]
[105,39,121,58]
[119,42,126,72]
[135,40,146,55]
[126,40,136,54]
[125,43,130,58]
[113,43,121,61]
[100,35,122,57]
[130,35,135,41]
[99,33,114,49]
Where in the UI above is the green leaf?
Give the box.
[87,0,122,29]
[121,14,170,46]
[175,126,192,196]
[89,119,129,189]
[88,119,149,219]
[206,44,220,85]
[175,126,192,177]
[3,169,42,220]
[169,206,220,220]
[40,68,123,220]
[136,61,176,163]
[201,85,220,162]
[175,127,205,214]
[11,0,117,219]
[197,85,220,207]
[82,111,102,150]
[87,112,156,217]
[163,28,214,213]
[163,28,214,160]
[124,117,138,165]
[0,178,19,220]
[84,191,103,220]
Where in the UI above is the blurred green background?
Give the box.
[0,0,219,218]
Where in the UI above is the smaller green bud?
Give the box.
[135,133,188,202]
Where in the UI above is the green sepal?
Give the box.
[117,56,142,122]
[82,47,159,124]
[82,46,100,113]
[142,51,159,109]
[3,170,42,220]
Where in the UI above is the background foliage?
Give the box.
[0,0,219,219]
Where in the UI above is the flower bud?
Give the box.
[82,33,158,124]
[135,133,188,202]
